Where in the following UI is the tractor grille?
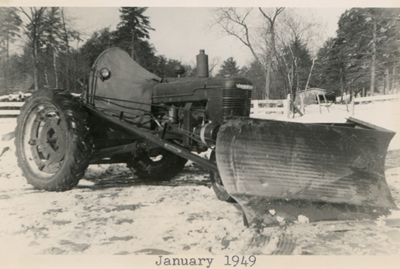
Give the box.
[222,88,252,117]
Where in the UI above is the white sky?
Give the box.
[63,6,347,69]
[5,0,399,70]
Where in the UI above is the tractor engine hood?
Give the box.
[152,76,253,103]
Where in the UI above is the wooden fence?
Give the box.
[352,93,400,115]
[0,92,31,118]
[2,93,293,119]
[0,102,24,118]
[251,94,290,118]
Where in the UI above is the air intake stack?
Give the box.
[196,49,209,78]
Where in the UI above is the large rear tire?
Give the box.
[127,147,187,181]
[15,89,92,191]
[210,151,236,203]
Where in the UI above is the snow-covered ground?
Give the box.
[1,101,400,268]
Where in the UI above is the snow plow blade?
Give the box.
[216,117,397,226]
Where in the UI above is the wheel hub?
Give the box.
[24,105,68,175]
[39,117,67,164]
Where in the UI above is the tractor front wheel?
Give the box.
[210,151,236,203]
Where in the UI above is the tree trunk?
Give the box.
[304,58,315,92]
[2,55,6,94]
[386,68,390,94]
[131,31,135,60]
[349,84,353,102]
[263,12,280,99]
[61,8,70,91]
[53,49,59,88]
[340,68,344,102]
[393,64,397,93]
[370,18,376,96]
[44,66,50,87]
[33,41,39,91]
[5,31,9,92]
[75,40,81,92]
[265,58,271,99]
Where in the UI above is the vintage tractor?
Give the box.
[15,47,397,226]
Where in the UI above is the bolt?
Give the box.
[28,139,37,145]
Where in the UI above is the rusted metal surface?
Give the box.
[216,117,396,224]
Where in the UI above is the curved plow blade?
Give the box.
[216,117,397,226]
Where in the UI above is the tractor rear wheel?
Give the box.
[127,147,187,181]
[15,89,92,191]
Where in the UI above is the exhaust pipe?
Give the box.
[196,49,209,78]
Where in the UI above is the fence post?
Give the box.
[253,100,258,114]
[285,94,290,118]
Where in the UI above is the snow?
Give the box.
[0,101,400,267]
[297,215,310,224]
[252,101,400,150]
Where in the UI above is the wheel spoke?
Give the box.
[47,137,57,144]
[38,162,46,171]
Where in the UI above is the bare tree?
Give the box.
[59,8,81,90]
[20,7,47,91]
[212,8,323,101]
[258,8,284,99]
[43,7,63,88]
[209,56,221,77]
[212,7,284,99]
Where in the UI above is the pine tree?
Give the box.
[313,38,346,97]
[114,7,155,62]
[276,37,313,99]
[319,8,400,95]
[79,28,115,69]
[239,61,266,99]
[216,57,240,78]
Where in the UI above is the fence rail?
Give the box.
[3,94,294,119]
[0,102,24,118]
[251,94,290,118]
[352,93,400,115]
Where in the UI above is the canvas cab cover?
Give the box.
[89,47,160,123]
